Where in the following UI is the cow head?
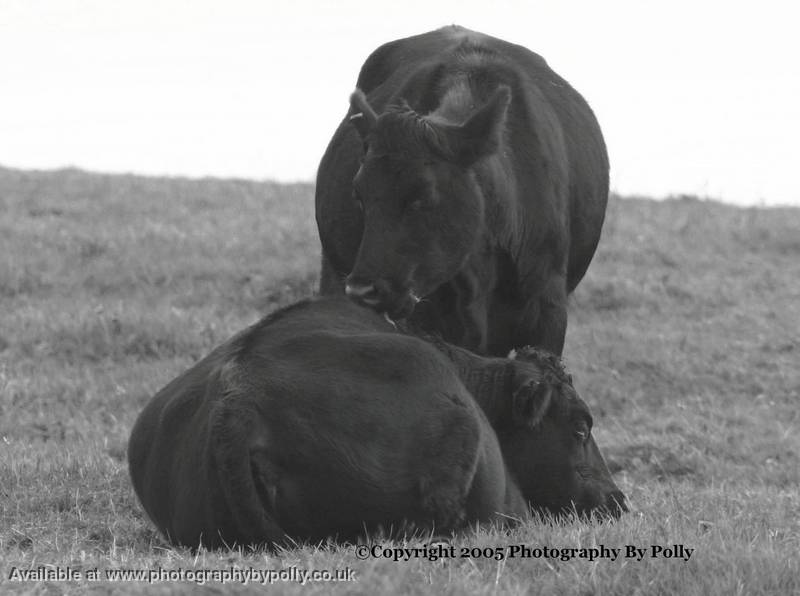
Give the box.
[500,347,628,519]
[344,86,510,319]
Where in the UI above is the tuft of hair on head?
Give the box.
[427,85,511,166]
[514,345,572,386]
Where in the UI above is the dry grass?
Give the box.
[1,166,798,594]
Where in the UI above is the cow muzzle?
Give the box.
[345,277,421,319]
[600,489,629,519]
[576,487,629,520]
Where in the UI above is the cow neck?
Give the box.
[424,334,515,424]
[462,358,516,425]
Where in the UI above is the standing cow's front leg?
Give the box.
[517,273,568,356]
[452,269,490,353]
[319,254,347,295]
[414,253,494,354]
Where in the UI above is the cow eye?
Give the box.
[403,184,430,213]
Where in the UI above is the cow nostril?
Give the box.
[607,490,628,516]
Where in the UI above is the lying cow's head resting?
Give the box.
[502,346,628,519]
[344,87,510,319]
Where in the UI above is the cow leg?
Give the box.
[518,274,567,355]
[464,427,528,527]
[319,253,347,295]
[417,397,482,531]
[208,393,290,549]
[453,279,488,353]
[538,277,568,355]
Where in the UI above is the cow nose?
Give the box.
[605,489,629,517]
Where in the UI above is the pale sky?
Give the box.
[1,0,798,206]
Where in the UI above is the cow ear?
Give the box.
[349,89,378,140]
[512,380,553,429]
[448,85,510,165]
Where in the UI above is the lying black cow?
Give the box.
[128,298,625,549]
[316,26,609,356]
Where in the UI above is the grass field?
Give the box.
[1,165,798,595]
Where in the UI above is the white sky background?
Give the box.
[1,0,798,206]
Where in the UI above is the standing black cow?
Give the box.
[316,26,608,356]
[128,297,625,550]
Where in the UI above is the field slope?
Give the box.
[1,166,798,595]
